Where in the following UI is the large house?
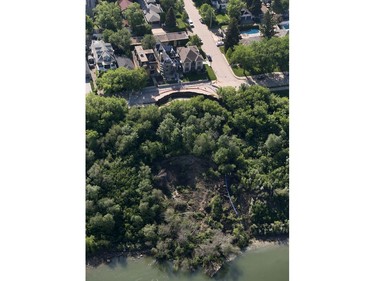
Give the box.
[154,31,189,47]
[133,45,158,75]
[90,40,117,72]
[177,46,204,73]
[144,4,163,25]
[154,43,180,82]
[211,0,228,11]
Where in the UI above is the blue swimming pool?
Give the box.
[279,21,289,30]
[242,28,260,35]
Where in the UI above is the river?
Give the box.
[86,243,288,281]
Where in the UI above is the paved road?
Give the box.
[183,0,247,88]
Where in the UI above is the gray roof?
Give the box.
[115,56,135,69]
[145,11,160,23]
[90,40,116,64]
[177,46,204,63]
[154,31,189,43]
[147,4,162,14]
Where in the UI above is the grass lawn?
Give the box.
[231,65,250,77]
[216,14,229,26]
[182,71,207,82]
[205,65,217,81]
[176,18,188,31]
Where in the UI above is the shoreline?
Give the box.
[86,236,289,269]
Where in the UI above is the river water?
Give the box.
[86,244,288,281]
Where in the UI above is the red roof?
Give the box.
[118,0,133,11]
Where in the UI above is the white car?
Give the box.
[216,41,224,47]
[188,19,194,28]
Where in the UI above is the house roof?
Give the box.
[115,56,135,69]
[118,0,133,11]
[154,31,189,43]
[91,40,116,64]
[147,4,162,14]
[145,11,160,23]
[177,46,204,63]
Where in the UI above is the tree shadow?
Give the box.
[107,255,128,270]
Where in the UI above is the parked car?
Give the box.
[188,19,194,28]
[216,41,224,47]
[207,55,212,62]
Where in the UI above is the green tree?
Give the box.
[188,34,202,47]
[124,3,151,36]
[250,0,262,17]
[93,1,123,31]
[107,28,132,55]
[165,7,176,28]
[160,0,175,11]
[86,15,94,35]
[86,94,127,135]
[224,18,240,52]
[142,34,156,49]
[96,67,148,96]
[260,11,275,39]
[230,44,255,74]
[227,0,246,19]
[272,0,284,14]
[199,4,216,28]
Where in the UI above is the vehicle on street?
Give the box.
[188,19,194,27]
[216,41,224,47]
[207,55,212,62]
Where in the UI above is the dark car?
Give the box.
[207,55,212,62]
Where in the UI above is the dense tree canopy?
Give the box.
[102,28,132,56]
[224,18,241,52]
[230,36,289,74]
[93,1,123,31]
[96,67,149,96]
[260,10,275,39]
[199,4,216,28]
[141,34,156,49]
[124,3,152,36]
[165,7,177,28]
[86,85,289,275]
[227,0,246,19]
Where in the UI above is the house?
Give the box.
[154,43,180,81]
[86,0,97,16]
[133,45,158,75]
[116,56,135,69]
[211,0,228,11]
[154,31,189,47]
[144,4,163,25]
[177,46,204,73]
[118,0,133,11]
[90,40,117,72]
[240,8,253,23]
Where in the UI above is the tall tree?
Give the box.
[227,0,246,20]
[96,67,149,96]
[224,18,240,52]
[142,34,156,49]
[188,34,203,47]
[272,0,284,14]
[107,28,132,55]
[86,15,94,35]
[260,11,275,39]
[165,7,176,28]
[199,4,216,28]
[124,3,151,36]
[93,1,123,31]
[250,0,262,17]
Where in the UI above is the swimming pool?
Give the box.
[242,28,260,35]
[279,21,289,30]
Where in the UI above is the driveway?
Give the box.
[183,0,247,88]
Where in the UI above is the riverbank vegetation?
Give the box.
[86,85,289,276]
